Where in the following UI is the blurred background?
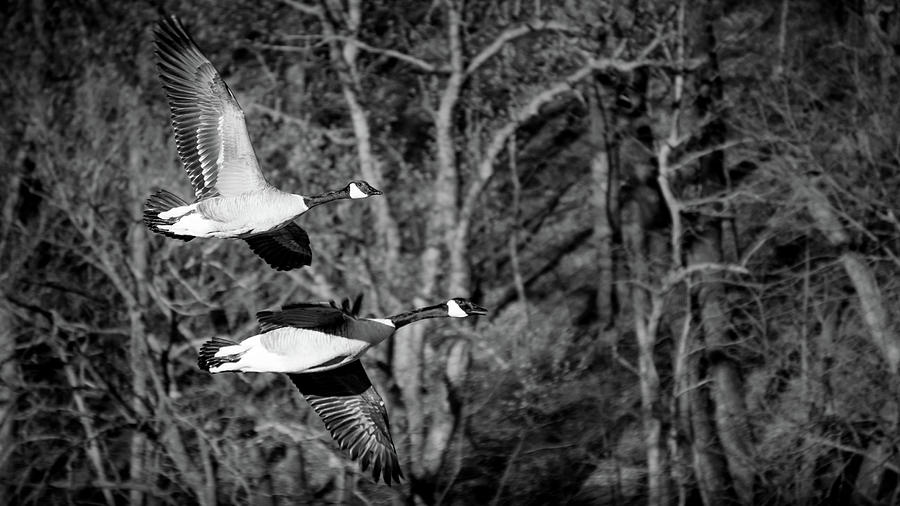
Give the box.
[2,0,900,504]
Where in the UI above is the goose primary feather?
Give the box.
[197,297,487,484]
[143,15,381,271]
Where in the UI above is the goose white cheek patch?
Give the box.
[348,183,367,199]
[447,300,467,317]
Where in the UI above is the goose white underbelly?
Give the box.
[211,328,370,373]
[160,211,244,238]
[162,192,306,238]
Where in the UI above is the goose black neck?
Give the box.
[304,188,349,209]
[388,304,448,329]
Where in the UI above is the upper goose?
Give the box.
[143,15,382,271]
[197,297,488,484]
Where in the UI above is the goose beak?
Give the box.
[370,187,383,196]
[467,303,488,316]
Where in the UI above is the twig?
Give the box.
[320,35,443,73]
[661,262,751,292]
[612,341,640,376]
[807,436,900,474]
[465,20,581,76]
[489,432,525,506]
[279,0,321,16]
[673,378,713,398]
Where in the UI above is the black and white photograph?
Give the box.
[2,0,899,504]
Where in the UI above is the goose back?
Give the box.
[258,302,397,346]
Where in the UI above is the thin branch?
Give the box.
[520,442,582,455]
[279,0,322,16]
[51,324,115,506]
[668,138,756,173]
[249,103,357,146]
[661,262,751,292]
[47,480,163,494]
[323,35,444,73]
[489,432,526,506]
[657,2,687,269]
[673,378,714,398]
[773,0,789,79]
[465,20,581,76]
[612,341,640,376]
[251,42,312,54]
[807,436,900,475]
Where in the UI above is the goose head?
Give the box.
[446,298,488,318]
[347,180,383,199]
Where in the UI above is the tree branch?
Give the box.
[459,43,672,229]
[465,20,581,76]
[661,262,751,292]
[249,103,357,146]
[279,0,322,16]
[808,435,900,475]
[323,35,444,73]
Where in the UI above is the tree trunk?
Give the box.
[589,84,616,329]
[689,233,754,505]
[840,252,900,374]
[685,348,737,506]
[800,181,900,374]
[394,297,428,478]
[404,0,471,488]
[679,1,755,502]
[0,303,15,504]
[316,0,400,278]
[622,200,670,506]
[794,304,841,503]
[0,148,28,501]
[129,159,151,506]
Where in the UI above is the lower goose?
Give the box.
[197,297,487,484]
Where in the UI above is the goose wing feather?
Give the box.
[244,223,312,271]
[289,361,402,484]
[154,15,269,199]
[257,299,352,333]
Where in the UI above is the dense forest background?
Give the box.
[2,0,900,504]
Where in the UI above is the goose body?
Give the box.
[156,189,308,238]
[144,16,381,270]
[197,297,488,484]
[202,304,396,374]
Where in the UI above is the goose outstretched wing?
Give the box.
[244,223,312,272]
[154,16,269,199]
[289,360,402,485]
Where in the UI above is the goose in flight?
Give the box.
[197,297,488,484]
[143,15,381,271]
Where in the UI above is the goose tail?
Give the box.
[143,189,194,241]
[198,337,243,372]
